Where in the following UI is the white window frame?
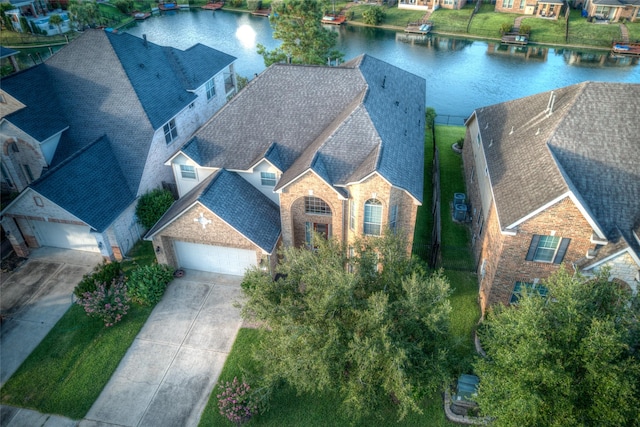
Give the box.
[389,204,398,232]
[349,200,355,231]
[206,78,215,100]
[533,235,561,263]
[305,196,332,216]
[260,171,277,186]
[164,119,178,144]
[363,199,382,236]
[180,164,197,180]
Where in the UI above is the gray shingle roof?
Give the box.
[31,135,135,232]
[591,0,640,6]
[106,32,235,129]
[180,55,425,202]
[474,81,640,256]
[0,46,19,59]
[146,170,281,253]
[1,65,69,141]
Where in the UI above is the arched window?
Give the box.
[363,199,382,236]
[304,196,331,216]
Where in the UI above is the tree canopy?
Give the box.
[241,232,451,420]
[474,268,640,427]
[257,0,344,66]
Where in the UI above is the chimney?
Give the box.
[143,34,148,48]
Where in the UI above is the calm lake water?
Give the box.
[125,9,640,120]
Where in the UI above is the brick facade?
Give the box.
[151,204,267,270]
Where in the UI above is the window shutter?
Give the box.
[553,238,571,264]
[525,235,540,261]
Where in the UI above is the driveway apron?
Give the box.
[81,270,243,427]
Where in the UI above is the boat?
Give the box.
[202,1,224,10]
[611,41,640,56]
[501,32,529,45]
[405,20,432,34]
[132,11,151,20]
[321,14,346,25]
[158,1,179,11]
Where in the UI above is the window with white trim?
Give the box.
[164,119,178,144]
[206,78,215,100]
[519,0,525,8]
[22,164,34,183]
[180,165,196,179]
[260,171,276,186]
[364,199,382,236]
[503,0,514,8]
[525,235,570,263]
[349,200,355,230]
[305,196,331,216]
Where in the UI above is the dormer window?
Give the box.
[260,171,276,186]
[180,165,196,179]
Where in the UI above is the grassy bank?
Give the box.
[199,123,479,426]
[0,241,156,419]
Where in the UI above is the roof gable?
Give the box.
[30,135,135,232]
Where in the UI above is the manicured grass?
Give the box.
[469,6,519,38]
[0,240,156,419]
[412,125,435,249]
[429,5,474,33]
[520,16,567,44]
[435,126,469,248]
[626,21,640,42]
[567,10,623,46]
[347,5,424,27]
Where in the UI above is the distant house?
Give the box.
[398,0,468,11]
[1,30,236,260]
[146,55,426,276]
[462,82,640,314]
[494,0,564,19]
[582,0,640,22]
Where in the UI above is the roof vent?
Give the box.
[143,33,148,48]
[485,123,488,129]
[489,139,493,147]
[545,90,556,116]
[382,75,386,89]
[535,127,540,135]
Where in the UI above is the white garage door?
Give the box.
[31,221,100,253]
[173,241,257,276]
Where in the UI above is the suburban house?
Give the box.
[1,29,237,260]
[462,81,640,314]
[581,0,640,22]
[146,55,426,276]
[398,0,469,11]
[495,0,564,19]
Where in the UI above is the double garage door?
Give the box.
[173,240,257,276]
[31,220,100,253]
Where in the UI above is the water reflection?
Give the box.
[561,49,640,67]
[486,43,549,62]
[395,33,474,51]
[236,24,256,48]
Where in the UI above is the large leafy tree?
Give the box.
[474,268,640,427]
[241,232,451,420]
[257,0,343,66]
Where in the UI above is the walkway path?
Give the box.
[620,23,629,43]
[513,15,525,32]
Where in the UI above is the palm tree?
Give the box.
[48,14,63,34]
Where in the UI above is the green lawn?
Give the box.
[200,124,479,426]
[429,5,475,33]
[468,6,519,38]
[0,241,156,419]
[626,21,640,42]
[567,10,623,46]
[520,16,567,44]
[347,5,424,27]
[412,125,435,249]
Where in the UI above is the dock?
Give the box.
[321,14,346,25]
[501,32,529,45]
[405,20,432,34]
[612,41,640,56]
[132,11,151,20]
[202,1,223,10]
[251,8,270,17]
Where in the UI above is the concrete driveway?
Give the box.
[80,269,244,427]
[0,247,103,387]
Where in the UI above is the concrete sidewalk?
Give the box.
[80,270,244,427]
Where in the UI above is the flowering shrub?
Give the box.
[76,279,130,327]
[217,377,259,426]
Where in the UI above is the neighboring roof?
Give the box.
[147,170,281,253]
[106,32,236,129]
[29,135,135,232]
[472,81,640,257]
[0,46,19,59]
[590,0,640,6]
[180,55,425,202]
[1,65,69,141]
